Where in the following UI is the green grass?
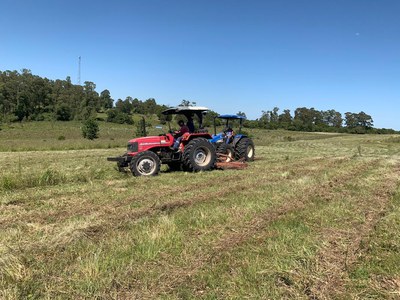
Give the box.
[1,121,400,299]
[345,190,400,299]
[0,120,351,152]
[0,120,143,152]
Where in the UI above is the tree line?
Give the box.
[0,69,397,134]
[242,107,395,134]
[0,69,169,124]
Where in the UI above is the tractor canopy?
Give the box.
[216,114,246,120]
[213,114,246,136]
[162,106,210,115]
[162,106,210,132]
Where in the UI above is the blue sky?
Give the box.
[1,0,399,129]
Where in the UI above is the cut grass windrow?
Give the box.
[147,159,388,298]
[10,157,384,298]
[1,156,357,247]
[306,163,400,299]
[1,156,364,298]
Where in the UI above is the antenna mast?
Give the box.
[78,56,81,85]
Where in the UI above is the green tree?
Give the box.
[115,98,132,114]
[203,110,219,127]
[357,111,373,128]
[135,117,147,137]
[106,109,134,124]
[344,112,358,128]
[293,107,322,131]
[278,109,292,129]
[322,109,342,128]
[131,98,141,113]
[345,111,373,133]
[55,103,72,121]
[99,89,113,110]
[157,104,171,124]
[180,99,196,107]
[269,107,279,129]
[143,98,158,114]
[81,81,99,117]
[258,110,271,129]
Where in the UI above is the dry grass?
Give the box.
[1,126,400,299]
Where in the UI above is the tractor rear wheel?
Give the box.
[183,138,216,172]
[235,138,255,161]
[216,143,234,162]
[130,151,161,176]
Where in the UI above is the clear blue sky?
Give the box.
[1,0,399,129]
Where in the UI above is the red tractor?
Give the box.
[107,106,217,176]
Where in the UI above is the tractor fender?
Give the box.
[180,132,191,141]
[232,135,244,147]
[210,133,224,144]
[182,132,213,142]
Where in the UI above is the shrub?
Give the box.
[82,118,99,140]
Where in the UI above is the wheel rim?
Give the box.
[226,149,234,162]
[137,158,156,175]
[246,145,254,158]
[194,147,211,167]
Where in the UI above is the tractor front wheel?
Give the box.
[130,151,161,176]
[235,138,255,161]
[183,138,216,172]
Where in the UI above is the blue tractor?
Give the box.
[211,114,255,162]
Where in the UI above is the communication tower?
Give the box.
[78,56,81,85]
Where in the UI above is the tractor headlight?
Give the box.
[127,142,138,152]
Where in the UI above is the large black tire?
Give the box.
[183,138,216,172]
[215,143,234,162]
[130,151,161,176]
[235,137,255,161]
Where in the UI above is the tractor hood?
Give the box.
[127,134,173,153]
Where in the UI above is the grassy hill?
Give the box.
[1,121,400,299]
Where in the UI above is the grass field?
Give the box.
[1,121,400,299]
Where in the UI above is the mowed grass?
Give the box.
[1,121,400,299]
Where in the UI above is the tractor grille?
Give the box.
[127,142,138,153]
